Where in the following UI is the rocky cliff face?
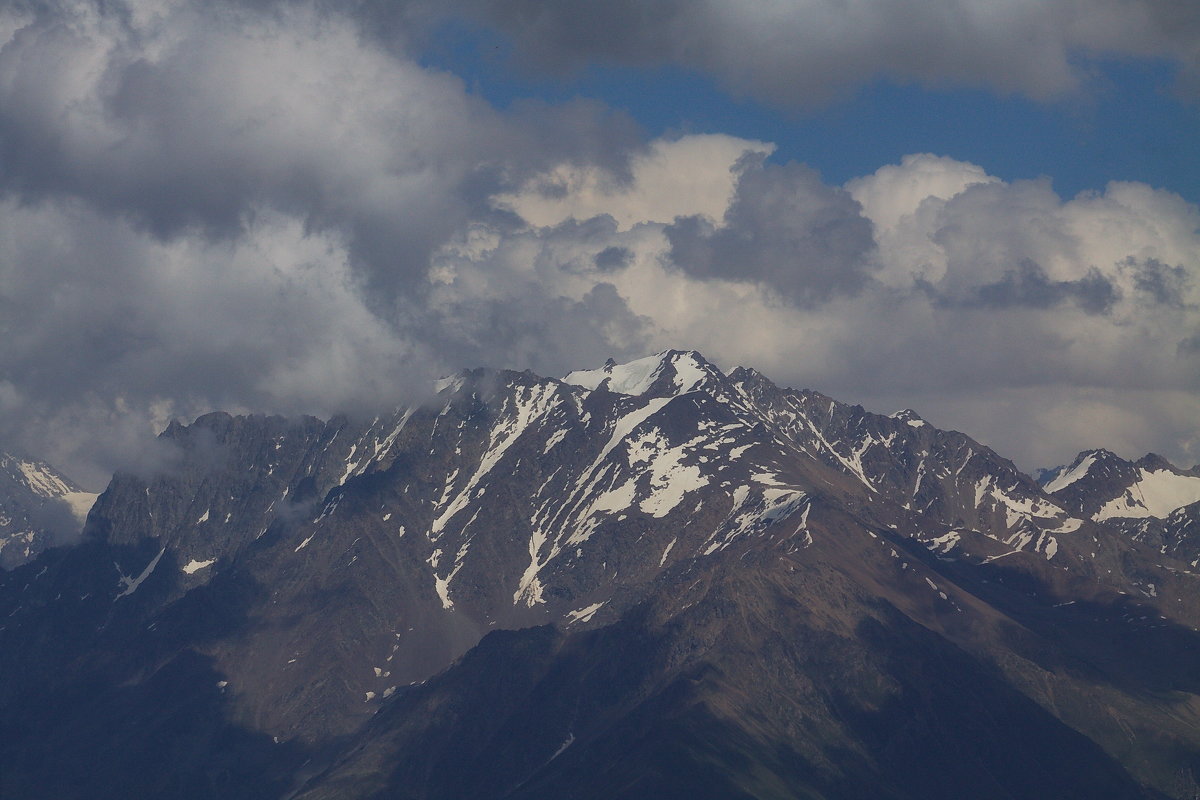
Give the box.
[2,351,1198,799]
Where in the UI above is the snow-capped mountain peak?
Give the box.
[888,408,928,427]
[563,349,723,397]
[1045,448,1200,521]
[1041,449,1112,494]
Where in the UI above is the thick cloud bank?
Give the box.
[435,149,1200,472]
[0,0,643,484]
[0,1,1196,486]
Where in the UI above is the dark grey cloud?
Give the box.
[535,215,625,274]
[425,280,652,379]
[665,160,877,307]
[594,246,632,272]
[0,197,429,486]
[1179,332,1200,355]
[925,260,1121,315]
[431,0,1200,106]
[1129,257,1192,308]
[0,0,653,483]
[0,1,642,301]
[202,0,1200,108]
[451,0,686,71]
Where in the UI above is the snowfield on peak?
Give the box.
[564,350,714,396]
[1043,452,1099,493]
[1046,449,1200,521]
[1095,469,1200,520]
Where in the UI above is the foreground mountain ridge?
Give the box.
[2,349,1199,799]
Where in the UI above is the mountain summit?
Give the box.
[1,352,1198,799]
[1042,448,1200,521]
[563,349,725,397]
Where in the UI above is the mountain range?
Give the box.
[2,350,1199,799]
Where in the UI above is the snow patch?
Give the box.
[566,601,606,624]
[373,407,415,463]
[115,548,165,598]
[1094,469,1200,520]
[182,558,215,574]
[659,537,677,566]
[927,531,960,554]
[433,374,464,394]
[592,398,672,471]
[1043,453,1097,493]
[543,427,568,453]
[1047,517,1083,534]
[587,477,640,517]
[1043,537,1059,560]
[565,353,664,395]
[551,732,575,760]
[636,439,707,518]
[16,461,72,497]
[433,574,454,610]
[338,443,362,486]
[974,476,1067,527]
[669,352,710,393]
[565,351,714,396]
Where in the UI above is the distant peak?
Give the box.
[161,418,187,438]
[1042,449,1113,494]
[889,409,926,427]
[563,349,724,397]
[729,365,761,379]
[1136,452,1178,473]
[433,372,467,395]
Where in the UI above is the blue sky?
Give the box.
[425,21,1199,203]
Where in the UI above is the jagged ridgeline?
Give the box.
[2,351,1199,799]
